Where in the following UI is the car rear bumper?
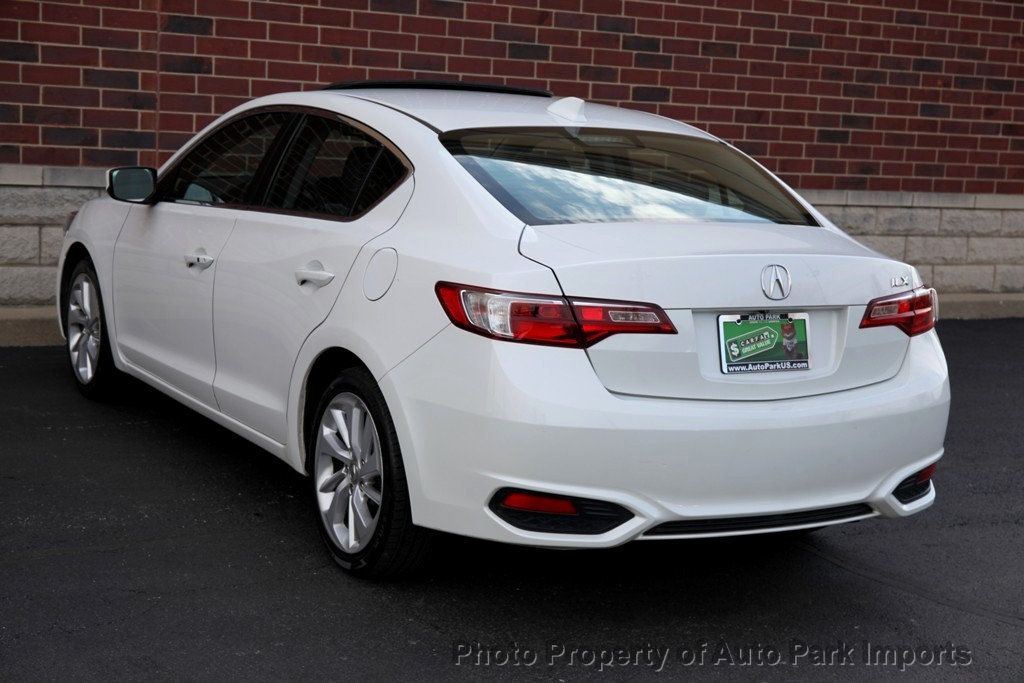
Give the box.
[381,327,950,547]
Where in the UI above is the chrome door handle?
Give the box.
[184,253,215,270]
[295,265,335,288]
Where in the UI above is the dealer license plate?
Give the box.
[718,312,810,374]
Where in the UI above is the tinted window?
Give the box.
[441,128,816,227]
[265,115,407,218]
[352,147,407,216]
[168,112,289,205]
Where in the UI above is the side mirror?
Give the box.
[107,166,157,203]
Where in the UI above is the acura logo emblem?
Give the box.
[761,264,792,300]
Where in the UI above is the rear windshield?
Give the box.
[441,127,817,227]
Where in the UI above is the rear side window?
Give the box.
[265,115,407,219]
[441,127,816,227]
[167,112,289,205]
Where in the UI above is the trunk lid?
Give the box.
[520,221,918,400]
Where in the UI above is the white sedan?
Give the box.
[57,81,950,577]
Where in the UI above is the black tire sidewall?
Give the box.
[307,369,403,574]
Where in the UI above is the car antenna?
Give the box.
[547,96,587,123]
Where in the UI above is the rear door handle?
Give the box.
[184,252,215,270]
[295,262,335,288]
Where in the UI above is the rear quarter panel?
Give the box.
[282,116,562,473]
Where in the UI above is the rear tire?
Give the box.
[64,258,119,399]
[307,367,433,578]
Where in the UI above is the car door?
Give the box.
[211,111,413,443]
[112,111,293,406]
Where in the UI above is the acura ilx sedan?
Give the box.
[58,81,950,576]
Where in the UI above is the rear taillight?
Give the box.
[860,287,937,336]
[435,282,676,348]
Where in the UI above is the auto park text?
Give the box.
[453,640,973,672]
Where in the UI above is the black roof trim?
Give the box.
[323,79,553,98]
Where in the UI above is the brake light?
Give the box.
[435,282,676,348]
[860,287,937,336]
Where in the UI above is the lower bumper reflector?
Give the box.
[893,462,937,504]
[488,488,633,535]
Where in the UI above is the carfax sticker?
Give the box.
[719,312,810,374]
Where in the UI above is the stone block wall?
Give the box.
[0,166,1021,307]
[804,190,1024,294]
[0,165,104,305]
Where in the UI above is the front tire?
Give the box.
[64,259,118,398]
[308,367,432,578]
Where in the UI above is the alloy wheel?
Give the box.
[67,273,101,385]
[314,392,384,553]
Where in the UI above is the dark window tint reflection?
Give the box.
[169,112,288,205]
[266,115,407,218]
[441,128,817,227]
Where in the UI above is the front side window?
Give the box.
[265,115,407,219]
[441,128,816,227]
[167,112,290,205]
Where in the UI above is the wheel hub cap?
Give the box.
[314,392,384,553]
[67,273,101,384]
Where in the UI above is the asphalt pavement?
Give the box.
[1,320,1022,679]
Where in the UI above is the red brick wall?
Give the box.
[1,0,1022,193]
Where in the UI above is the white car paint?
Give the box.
[113,201,237,406]
[382,325,946,545]
[210,180,415,443]
[520,222,917,401]
[57,86,950,548]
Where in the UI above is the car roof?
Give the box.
[318,87,716,139]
